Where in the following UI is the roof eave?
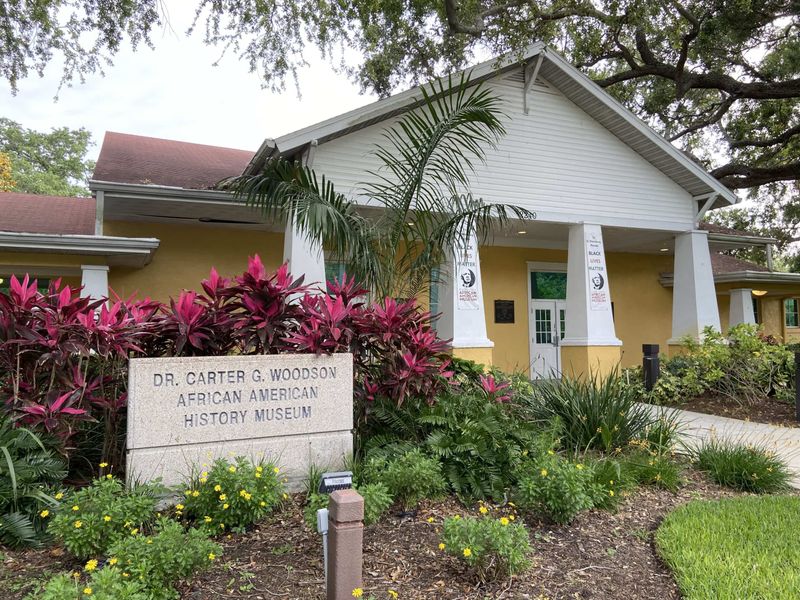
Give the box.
[0,232,160,267]
[660,270,800,287]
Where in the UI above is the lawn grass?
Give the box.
[656,495,800,599]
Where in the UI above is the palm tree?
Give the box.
[222,74,534,300]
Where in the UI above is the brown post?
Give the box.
[326,489,364,600]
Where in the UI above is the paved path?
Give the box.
[641,404,800,489]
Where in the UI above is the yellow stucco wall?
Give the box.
[480,246,674,375]
[0,251,90,290]
[103,221,284,301]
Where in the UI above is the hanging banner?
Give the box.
[586,232,611,311]
[456,241,480,311]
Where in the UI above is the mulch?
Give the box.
[676,394,800,429]
[1,469,750,600]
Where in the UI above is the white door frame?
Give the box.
[527,262,568,379]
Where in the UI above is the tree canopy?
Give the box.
[0,119,95,197]
[2,1,797,194]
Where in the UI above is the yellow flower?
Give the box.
[260,501,266,507]
[146,539,153,545]
[204,516,213,523]
[106,474,113,480]
[103,515,111,522]
[547,449,555,455]
[185,489,194,496]
[109,557,118,566]
[74,520,82,528]
[273,466,280,474]
[219,494,227,501]
[255,473,261,478]
[463,548,472,558]
[40,510,50,518]
[499,517,510,526]
[256,466,263,473]
[576,464,584,470]
[282,493,289,500]
[223,503,229,510]
[83,587,93,596]
[55,492,63,500]
[220,523,225,529]
[72,505,80,511]
[99,462,108,468]
[122,572,129,578]
[351,588,363,598]
[427,517,434,523]
[208,553,216,561]
[540,468,548,477]
[73,572,81,579]
[239,489,248,496]
[175,504,184,510]
[507,502,515,507]
[124,521,131,528]
[509,514,515,521]
[453,515,460,520]
[389,591,398,599]
[85,559,98,572]
[479,506,488,515]
[130,528,139,535]
[228,466,237,473]
[608,490,615,497]
[438,543,445,551]
[214,485,222,492]
[200,477,208,484]
[192,491,199,497]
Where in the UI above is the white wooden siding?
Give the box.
[311,71,696,231]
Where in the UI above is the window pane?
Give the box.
[534,308,552,344]
[785,299,798,327]
[0,275,49,295]
[531,272,567,299]
[752,297,760,324]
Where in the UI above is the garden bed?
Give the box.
[673,394,799,429]
[1,471,745,600]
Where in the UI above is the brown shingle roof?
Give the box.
[711,252,769,275]
[92,132,254,190]
[0,192,95,235]
[700,221,767,239]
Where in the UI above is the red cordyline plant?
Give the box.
[0,260,455,468]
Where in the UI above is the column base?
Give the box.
[451,347,494,368]
[559,345,621,379]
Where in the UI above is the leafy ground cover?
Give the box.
[656,496,800,599]
[1,470,747,600]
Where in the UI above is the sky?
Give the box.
[0,3,377,159]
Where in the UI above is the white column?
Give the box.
[729,288,756,326]
[670,230,721,343]
[561,223,621,347]
[80,265,109,300]
[282,219,326,291]
[437,233,493,350]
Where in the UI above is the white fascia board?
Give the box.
[274,43,546,155]
[540,49,738,207]
[661,270,800,287]
[0,232,160,266]
[90,180,236,203]
[707,232,778,247]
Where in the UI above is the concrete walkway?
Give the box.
[641,404,800,489]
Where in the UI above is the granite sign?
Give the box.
[126,354,353,488]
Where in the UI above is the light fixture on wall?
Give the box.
[659,248,670,252]
[517,230,527,235]
[752,290,768,297]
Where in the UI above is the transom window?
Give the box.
[530,271,567,299]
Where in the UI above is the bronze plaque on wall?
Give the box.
[494,300,514,324]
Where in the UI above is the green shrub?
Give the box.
[636,410,682,453]
[656,496,800,598]
[182,456,284,532]
[0,415,67,547]
[514,454,595,524]
[525,371,657,453]
[692,439,791,493]
[303,482,393,529]
[587,457,635,510]
[37,568,148,600]
[440,514,531,581]
[649,325,795,405]
[621,452,682,491]
[367,391,552,500]
[363,448,445,509]
[108,517,221,600]
[48,477,164,559]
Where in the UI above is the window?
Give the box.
[752,297,760,324]
[785,298,799,328]
[530,271,567,299]
[429,267,440,331]
[534,308,553,344]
